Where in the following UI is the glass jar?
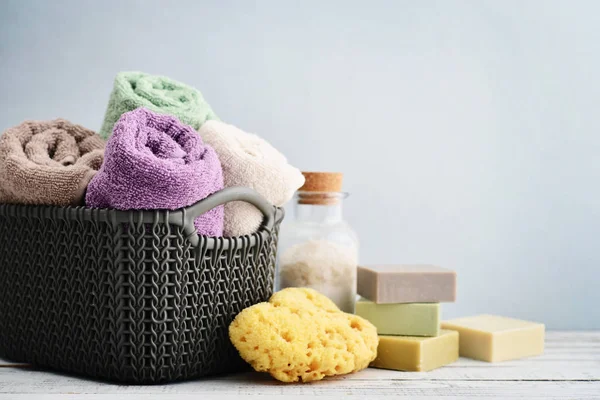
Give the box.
[276,176,359,313]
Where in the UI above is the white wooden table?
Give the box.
[0,331,598,399]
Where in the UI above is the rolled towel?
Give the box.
[86,107,224,236]
[0,119,105,206]
[99,71,218,139]
[198,120,305,237]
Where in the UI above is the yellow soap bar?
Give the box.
[371,330,458,372]
[441,314,544,362]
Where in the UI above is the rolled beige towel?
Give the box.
[0,119,105,206]
[199,120,304,236]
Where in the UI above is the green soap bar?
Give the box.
[355,299,440,336]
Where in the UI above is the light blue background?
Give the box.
[1,0,598,329]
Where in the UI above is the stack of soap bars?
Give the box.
[355,264,546,371]
[356,265,458,372]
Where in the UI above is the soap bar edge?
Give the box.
[371,330,459,372]
[441,315,545,362]
[357,264,457,304]
[356,300,440,336]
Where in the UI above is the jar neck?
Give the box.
[294,192,347,223]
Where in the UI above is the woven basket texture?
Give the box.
[0,202,283,384]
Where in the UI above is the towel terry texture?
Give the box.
[86,107,224,236]
[0,119,105,206]
[99,71,218,139]
[198,120,305,237]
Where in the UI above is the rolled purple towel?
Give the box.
[86,107,224,236]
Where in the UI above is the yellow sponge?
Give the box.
[229,288,378,382]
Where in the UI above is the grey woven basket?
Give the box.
[0,187,283,384]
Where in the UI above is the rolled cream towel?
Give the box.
[99,71,218,139]
[0,119,105,206]
[86,107,224,237]
[198,120,305,236]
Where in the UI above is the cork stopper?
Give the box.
[298,172,344,205]
[300,172,343,192]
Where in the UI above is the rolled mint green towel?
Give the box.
[99,71,219,139]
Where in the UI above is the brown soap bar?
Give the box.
[358,264,456,304]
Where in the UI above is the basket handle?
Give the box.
[182,187,276,244]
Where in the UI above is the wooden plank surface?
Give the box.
[0,331,598,399]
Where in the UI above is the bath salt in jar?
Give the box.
[276,172,359,313]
